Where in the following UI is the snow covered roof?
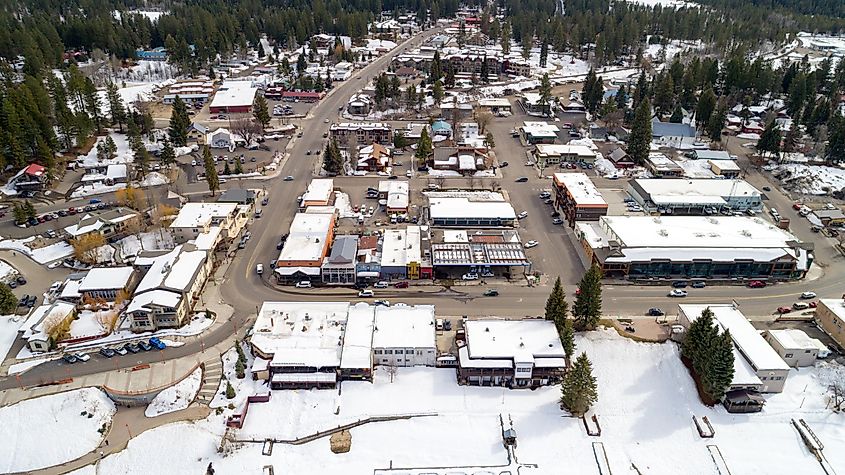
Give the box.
[478,97,511,107]
[463,319,565,364]
[427,191,516,220]
[134,246,207,294]
[301,179,334,205]
[381,229,410,267]
[60,279,82,299]
[521,121,560,138]
[631,179,761,205]
[340,303,375,370]
[709,159,741,172]
[191,226,222,251]
[766,329,818,351]
[553,173,607,206]
[125,289,182,314]
[537,145,598,160]
[679,304,789,372]
[209,82,257,108]
[170,203,238,229]
[646,153,684,172]
[277,213,334,263]
[372,304,436,349]
[691,150,732,160]
[78,267,134,292]
[20,300,76,341]
[252,302,350,368]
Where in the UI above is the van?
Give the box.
[435,318,444,331]
[256,264,264,275]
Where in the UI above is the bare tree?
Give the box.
[385,361,398,383]
[475,110,494,134]
[820,363,845,411]
[435,175,446,190]
[229,115,262,148]
[467,174,477,190]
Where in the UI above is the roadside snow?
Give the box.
[7,356,59,375]
[145,366,202,417]
[0,388,115,473]
[0,260,17,283]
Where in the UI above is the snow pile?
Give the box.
[115,231,175,259]
[594,156,619,175]
[0,260,17,282]
[70,182,128,199]
[333,192,358,219]
[0,237,73,264]
[139,172,170,187]
[0,388,116,473]
[145,366,203,417]
[776,163,845,195]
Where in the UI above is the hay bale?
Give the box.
[330,429,351,454]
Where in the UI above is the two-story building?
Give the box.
[552,173,609,227]
[169,202,246,245]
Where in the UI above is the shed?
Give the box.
[722,390,765,413]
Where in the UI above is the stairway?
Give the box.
[195,357,223,406]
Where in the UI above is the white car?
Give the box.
[358,289,374,297]
[517,211,529,219]
[74,352,91,362]
[524,240,539,249]
[800,291,817,299]
[295,281,312,288]
[462,273,479,281]
[668,289,688,298]
[374,281,389,289]
[324,118,330,123]
[406,170,413,177]
[113,346,128,356]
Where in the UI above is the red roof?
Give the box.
[24,164,45,177]
[282,91,322,99]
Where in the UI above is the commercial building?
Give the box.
[627,179,763,214]
[169,202,246,245]
[678,304,790,393]
[687,150,733,161]
[378,180,409,214]
[457,319,566,388]
[534,144,598,166]
[815,299,845,351]
[476,97,512,114]
[275,213,335,283]
[127,245,212,332]
[340,303,376,381]
[78,267,137,301]
[575,216,813,280]
[519,121,559,144]
[330,122,392,145]
[709,160,742,178]
[645,153,684,177]
[208,81,258,114]
[552,173,608,227]
[430,229,531,278]
[427,191,517,227]
[763,329,820,367]
[321,235,358,285]
[372,304,436,367]
[300,178,335,208]
[380,226,431,280]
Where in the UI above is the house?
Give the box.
[217,189,256,206]
[534,144,598,166]
[330,122,392,145]
[575,216,813,281]
[476,98,512,115]
[678,304,790,393]
[169,202,246,244]
[209,81,258,114]
[347,93,373,116]
[520,122,560,145]
[763,329,819,367]
[322,235,358,285]
[815,299,845,351]
[372,304,437,367]
[709,160,741,178]
[652,120,696,147]
[644,152,684,177]
[135,47,167,61]
[561,100,587,113]
[457,319,566,388]
[608,148,635,168]
[187,123,209,144]
[64,208,140,241]
[8,163,49,192]
[378,180,410,214]
[589,125,608,141]
[627,179,764,214]
[78,267,137,301]
[520,93,551,116]
[431,119,453,139]
[206,128,234,150]
[432,148,486,175]
[394,66,419,78]
[275,213,336,283]
[402,123,432,144]
[19,301,77,352]
[427,191,517,227]
[127,245,212,331]
[357,144,392,172]
[553,173,608,227]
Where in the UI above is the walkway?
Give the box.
[196,356,223,405]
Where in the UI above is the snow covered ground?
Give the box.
[145,366,203,417]
[69,310,110,339]
[0,237,73,264]
[776,163,845,195]
[85,329,845,475]
[139,171,171,187]
[0,314,26,362]
[70,182,128,199]
[115,231,175,259]
[0,388,115,473]
[0,260,17,283]
[622,0,699,8]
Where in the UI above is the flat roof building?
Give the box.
[378,180,410,213]
[300,179,334,208]
[520,121,559,144]
[553,173,608,227]
[535,144,599,165]
[576,216,813,281]
[275,213,336,282]
[627,179,763,213]
[763,329,819,367]
[645,153,684,177]
[372,304,436,367]
[209,81,258,114]
[678,304,790,393]
[458,319,566,388]
[427,191,517,227]
[814,299,845,351]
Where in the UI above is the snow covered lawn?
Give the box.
[70,182,127,199]
[0,388,115,473]
[139,171,171,187]
[92,329,845,475]
[145,366,202,417]
[0,260,17,282]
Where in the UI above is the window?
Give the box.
[775,376,783,380]
[374,349,383,355]
[384,350,393,355]
[805,350,812,353]
[516,367,532,373]
[382,359,388,363]
[784,353,793,358]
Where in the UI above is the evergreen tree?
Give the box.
[669,104,684,123]
[160,139,176,168]
[235,359,245,379]
[501,22,511,55]
[653,73,675,116]
[430,50,443,83]
[538,73,553,117]
[682,307,735,401]
[432,80,444,105]
[202,146,219,195]
[484,132,496,150]
[225,380,235,399]
[444,64,456,89]
[235,159,243,174]
[695,88,717,130]
[702,330,735,401]
[405,84,417,110]
[707,99,728,141]
[24,200,36,220]
[682,307,714,363]
[12,203,26,225]
[0,283,16,314]
[540,39,549,69]
[560,353,598,416]
[826,113,845,164]
[394,131,407,149]
[415,127,433,167]
[782,125,800,154]
[223,162,231,175]
[572,265,603,330]
[628,99,652,165]
[168,96,190,147]
[105,81,126,132]
[457,21,467,48]
[82,78,103,135]
[253,96,271,132]
[323,139,343,175]
[480,55,490,83]
[756,120,782,159]
[545,277,574,360]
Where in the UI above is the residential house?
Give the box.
[187,123,209,144]
[169,202,246,245]
[608,148,635,168]
[19,301,77,352]
[431,119,453,140]
[218,189,256,206]
[206,128,234,150]
[520,93,551,116]
[357,144,392,172]
[347,93,373,116]
[64,208,140,241]
[9,163,49,192]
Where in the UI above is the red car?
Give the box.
[394,281,409,289]
[747,280,767,288]
[792,202,803,210]
[777,306,792,314]
[809,301,818,308]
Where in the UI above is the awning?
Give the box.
[274,266,321,276]
[356,271,380,278]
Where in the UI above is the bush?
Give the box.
[225,381,235,399]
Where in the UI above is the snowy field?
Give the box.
[0,388,115,473]
[776,163,845,195]
[84,329,845,475]
[145,366,202,417]
[0,260,17,282]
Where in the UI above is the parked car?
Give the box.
[539,191,551,199]
[671,281,688,288]
[138,341,153,351]
[483,289,500,296]
[444,320,452,331]
[462,273,479,281]
[295,281,312,288]
[26,295,37,307]
[18,294,30,307]
[284,175,294,181]
[524,240,539,248]
[261,197,269,206]
[552,218,564,225]
[647,307,665,316]
[374,281,389,289]
[62,354,78,364]
[358,289,374,297]
[75,352,91,362]
[373,300,390,307]
[668,289,688,297]
[149,337,166,350]
[777,306,792,314]
[517,211,528,219]
[515,176,529,183]
[99,348,116,358]
[256,263,264,275]
[792,302,810,310]
[16,276,26,285]
[394,281,409,289]
[500,161,509,167]
[691,281,706,289]
[124,343,141,353]
[551,211,561,218]
[747,280,767,288]
[801,291,817,299]
[113,346,128,356]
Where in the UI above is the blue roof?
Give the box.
[651,120,695,138]
[431,120,451,132]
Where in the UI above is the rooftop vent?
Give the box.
[658,229,668,237]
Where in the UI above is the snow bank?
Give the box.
[145,366,202,417]
[139,172,171,187]
[0,388,115,473]
[0,260,17,282]
[70,182,127,199]
[0,237,73,264]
